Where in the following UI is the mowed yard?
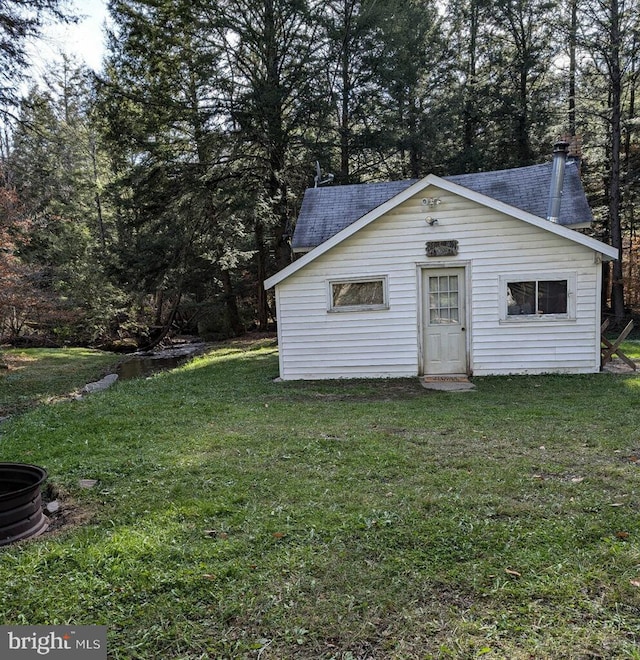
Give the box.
[1,340,640,659]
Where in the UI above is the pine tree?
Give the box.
[374,0,450,178]
[8,59,117,344]
[578,0,640,321]
[100,0,260,340]
[0,0,75,115]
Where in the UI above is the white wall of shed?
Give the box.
[275,186,604,380]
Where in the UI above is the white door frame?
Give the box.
[418,262,471,376]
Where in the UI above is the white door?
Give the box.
[422,268,467,375]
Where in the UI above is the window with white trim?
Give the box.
[328,277,388,312]
[501,275,575,320]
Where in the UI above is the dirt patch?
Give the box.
[40,482,94,539]
[602,358,639,373]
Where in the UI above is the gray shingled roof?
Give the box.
[291,161,592,252]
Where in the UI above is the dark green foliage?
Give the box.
[6,60,124,345]
[99,0,330,332]
[445,0,564,173]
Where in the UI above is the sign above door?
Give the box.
[426,240,458,257]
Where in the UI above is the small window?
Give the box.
[329,277,388,312]
[507,280,567,316]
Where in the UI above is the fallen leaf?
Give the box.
[273,532,286,539]
[505,568,521,578]
[616,531,630,540]
[571,477,585,483]
[630,580,640,588]
[202,574,216,580]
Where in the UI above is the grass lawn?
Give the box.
[618,340,640,360]
[0,347,123,417]
[1,339,640,658]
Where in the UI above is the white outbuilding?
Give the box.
[264,145,618,380]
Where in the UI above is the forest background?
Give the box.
[0,0,638,349]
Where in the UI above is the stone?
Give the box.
[420,376,476,392]
[81,373,118,394]
[45,501,60,514]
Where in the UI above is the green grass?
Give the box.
[619,340,640,360]
[1,340,640,658]
[0,347,123,416]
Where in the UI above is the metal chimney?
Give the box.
[546,140,570,223]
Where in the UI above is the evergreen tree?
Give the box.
[211,0,326,325]
[320,0,390,183]
[100,0,258,340]
[0,0,75,115]
[445,0,562,171]
[578,0,640,321]
[445,0,492,172]
[8,59,118,344]
[375,0,451,178]
[102,0,326,333]
[491,0,561,166]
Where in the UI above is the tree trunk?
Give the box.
[339,0,352,184]
[90,136,106,250]
[255,220,269,330]
[222,269,243,336]
[568,0,577,135]
[408,94,420,179]
[608,0,625,322]
[516,65,531,165]
[461,0,479,172]
[141,289,183,351]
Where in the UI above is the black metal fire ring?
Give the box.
[0,463,49,546]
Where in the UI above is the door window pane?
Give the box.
[429,275,460,324]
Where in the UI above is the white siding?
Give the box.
[275,186,603,379]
